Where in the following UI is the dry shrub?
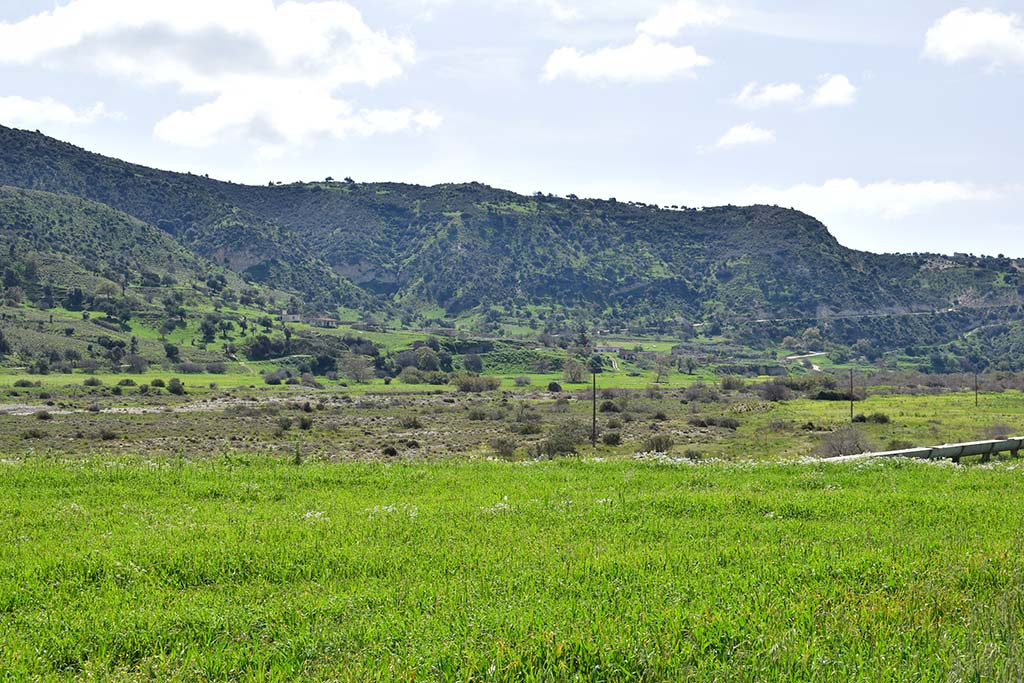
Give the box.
[819,426,874,457]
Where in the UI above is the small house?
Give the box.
[304,317,340,329]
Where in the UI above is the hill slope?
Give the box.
[0,185,223,293]
[0,124,1021,336]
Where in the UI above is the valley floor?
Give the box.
[2,457,1024,681]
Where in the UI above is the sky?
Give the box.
[0,0,1022,257]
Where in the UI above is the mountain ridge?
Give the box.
[0,124,1020,338]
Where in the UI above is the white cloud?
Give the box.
[733,82,804,108]
[0,0,440,149]
[0,96,115,127]
[544,1,579,21]
[637,1,732,38]
[925,8,1024,67]
[411,0,579,21]
[734,178,996,220]
[716,122,775,148]
[811,74,856,107]
[542,34,711,83]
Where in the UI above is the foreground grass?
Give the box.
[2,457,1024,681]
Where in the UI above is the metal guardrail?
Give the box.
[831,437,1024,463]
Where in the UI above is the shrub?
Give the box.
[819,426,874,457]
[720,376,746,391]
[986,422,1016,440]
[125,355,149,374]
[468,409,488,421]
[382,446,399,457]
[263,369,289,385]
[690,416,741,430]
[454,374,501,393]
[532,420,589,457]
[117,379,137,387]
[760,381,793,402]
[298,415,314,430]
[276,416,293,433]
[602,431,622,446]
[34,411,52,421]
[547,382,562,393]
[490,437,518,459]
[511,420,543,435]
[399,366,427,384]
[606,418,622,429]
[514,376,531,387]
[83,377,102,387]
[206,362,227,374]
[86,402,101,413]
[176,361,205,374]
[463,353,484,373]
[23,429,45,440]
[599,400,621,413]
[643,433,674,453]
[867,413,891,424]
[167,378,185,395]
[852,414,867,423]
[683,383,720,403]
[399,416,423,429]
[13,380,37,388]
[98,429,118,441]
[653,411,668,421]
[151,378,166,388]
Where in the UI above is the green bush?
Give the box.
[643,434,674,453]
[490,437,518,459]
[602,432,622,446]
[454,374,501,393]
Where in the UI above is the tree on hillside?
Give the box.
[415,346,440,372]
[463,353,483,373]
[200,316,219,344]
[654,354,673,383]
[341,353,374,383]
[563,354,585,383]
[0,329,10,358]
[63,287,86,311]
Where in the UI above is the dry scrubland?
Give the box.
[1,371,1023,461]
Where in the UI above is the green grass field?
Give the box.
[3,457,1024,681]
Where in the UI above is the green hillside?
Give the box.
[1,124,1023,369]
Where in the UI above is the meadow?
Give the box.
[2,457,1024,681]
[3,356,1024,681]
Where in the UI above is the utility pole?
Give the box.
[975,372,980,408]
[849,368,855,422]
[592,371,597,447]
